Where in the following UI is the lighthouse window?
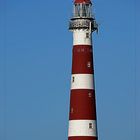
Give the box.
[87,62,91,68]
[74,4,81,17]
[86,33,90,38]
[73,3,92,18]
[88,93,92,98]
[82,4,86,17]
[89,123,93,129]
[85,4,91,17]
[72,77,75,83]
[71,108,74,113]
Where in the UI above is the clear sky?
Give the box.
[0,0,139,140]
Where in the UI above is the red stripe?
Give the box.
[69,136,98,140]
[72,45,94,74]
[69,89,97,120]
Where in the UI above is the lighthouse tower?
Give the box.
[68,0,98,140]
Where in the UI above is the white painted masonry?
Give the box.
[71,74,94,90]
[68,120,97,137]
[73,30,92,45]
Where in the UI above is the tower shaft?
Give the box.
[68,0,98,140]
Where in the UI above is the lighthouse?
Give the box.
[68,0,98,140]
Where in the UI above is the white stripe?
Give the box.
[68,120,97,137]
[73,30,92,45]
[71,74,94,90]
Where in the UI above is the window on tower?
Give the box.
[71,108,74,113]
[86,32,90,38]
[89,123,93,129]
[87,61,91,68]
[72,77,75,83]
[88,92,92,97]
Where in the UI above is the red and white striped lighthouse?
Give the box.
[68,0,98,140]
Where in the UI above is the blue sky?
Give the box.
[0,0,139,140]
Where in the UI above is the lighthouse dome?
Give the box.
[74,0,91,4]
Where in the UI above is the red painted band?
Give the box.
[69,136,98,140]
[72,45,94,74]
[69,89,97,120]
